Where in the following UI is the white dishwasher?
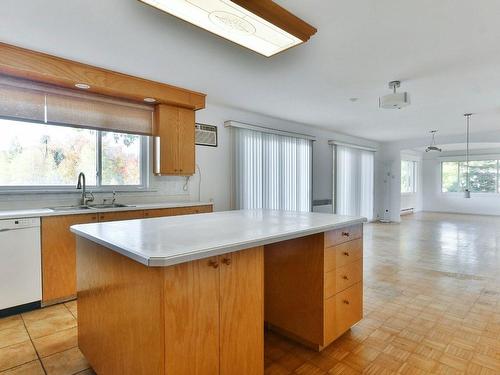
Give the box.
[0,217,42,313]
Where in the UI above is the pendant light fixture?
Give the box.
[139,0,317,57]
[425,130,442,153]
[464,113,472,198]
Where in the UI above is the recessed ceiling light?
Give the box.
[143,97,156,103]
[139,0,317,57]
[75,83,90,89]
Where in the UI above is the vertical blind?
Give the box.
[334,144,374,221]
[0,75,154,135]
[233,127,312,212]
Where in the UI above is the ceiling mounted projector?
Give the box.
[379,81,410,109]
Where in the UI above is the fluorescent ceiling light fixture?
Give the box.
[139,0,317,57]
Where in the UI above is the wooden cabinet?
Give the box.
[97,210,144,222]
[164,247,263,375]
[144,205,213,219]
[153,104,195,176]
[265,224,363,350]
[41,213,98,304]
[41,205,213,305]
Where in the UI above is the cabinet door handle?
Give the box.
[221,258,231,266]
[343,300,350,305]
[342,231,350,237]
[343,275,349,280]
[343,251,350,256]
[208,260,219,269]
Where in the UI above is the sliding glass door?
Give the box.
[233,127,312,212]
[334,144,374,221]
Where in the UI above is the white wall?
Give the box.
[422,148,500,216]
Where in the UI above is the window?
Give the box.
[334,145,374,221]
[441,160,498,193]
[0,118,147,189]
[233,127,312,212]
[401,160,417,193]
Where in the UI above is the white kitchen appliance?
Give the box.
[0,217,42,313]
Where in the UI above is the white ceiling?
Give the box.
[1,0,500,142]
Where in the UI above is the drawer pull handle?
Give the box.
[343,300,350,305]
[221,258,231,266]
[343,252,350,256]
[342,231,350,237]
[343,275,349,280]
[208,260,219,269]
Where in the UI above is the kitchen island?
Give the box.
[71,209,366,375]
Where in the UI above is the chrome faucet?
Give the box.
[76,172,94,206]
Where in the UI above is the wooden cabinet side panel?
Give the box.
[177,107,195,175]
[154,104,179,175]
[41,214,97,303]
[220,247,264,375]
[76,238,164,375]
[163,257,220,375]
[264,234,324,346]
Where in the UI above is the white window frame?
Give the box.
[0,120,150,194]
[440,158,500,195]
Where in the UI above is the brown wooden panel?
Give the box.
[41,214,97,304]
[76,238,164,375]
[264,234,324,345]
[143,208,177,219]
[335,259,363,294]
[334,239,363,269]
[163,257,220,375]
[154,104,179,175]
[220,248,264,375]
[324,296,336,345]
[334,282,363,338]
[144,205,213,218]
[324,224,363,247]
[0,42,205,110]
[97,210,144,222]
[324,270,336,299]
[230,0,317,42]
[177,107,195,175]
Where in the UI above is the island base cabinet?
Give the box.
[76,238,263,375]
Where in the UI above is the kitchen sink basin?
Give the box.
[88,203,135,209]
[49,205,92,211]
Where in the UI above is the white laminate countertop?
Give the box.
[70,209,366,267]
[0,201,212,220]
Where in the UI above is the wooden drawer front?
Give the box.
[324,271,336,299]
[324,224,362,247]
[324,239,362,272]
[335,260,362,294]
[143,208,175,218]
[98,210,144,222]
[335,282,363,337]
[324,296,336,344]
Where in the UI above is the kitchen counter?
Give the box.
[71,209,366,266]
[0,201,213,220]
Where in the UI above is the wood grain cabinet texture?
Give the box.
[77,240,263,375]
[265,224,363,350]
[153,104,195,176]
[41,205,212,305]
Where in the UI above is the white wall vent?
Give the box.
[195,123,218,147]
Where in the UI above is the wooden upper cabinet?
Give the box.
[41,213,98,304]
[154,104,195,176]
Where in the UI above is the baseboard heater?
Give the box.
[400,208,414,215]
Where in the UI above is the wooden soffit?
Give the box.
[0,42,206,110]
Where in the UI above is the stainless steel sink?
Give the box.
[88,203,135,209]
[48,205,92,211]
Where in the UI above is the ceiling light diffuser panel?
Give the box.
[140,0,316,57]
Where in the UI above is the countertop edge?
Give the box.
[70,216,367,267]
[0,201,213,220]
